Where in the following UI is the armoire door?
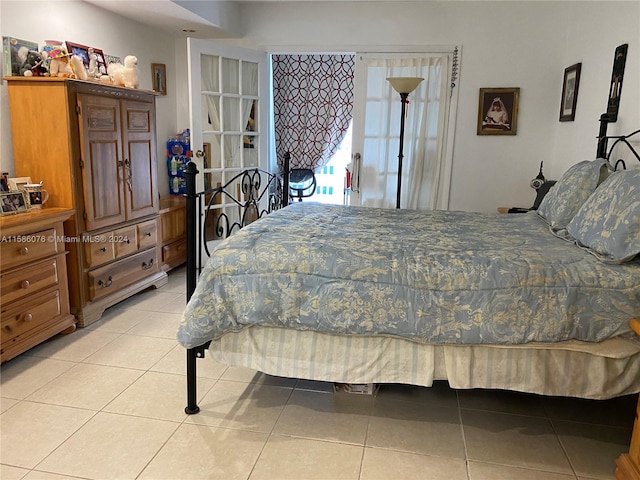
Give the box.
[121,100,158,221]
[77,93,126,231]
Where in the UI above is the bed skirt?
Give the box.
[207,327,640,400]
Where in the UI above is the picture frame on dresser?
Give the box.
[0,191,29,215]
[65,41,91,68]
[8,176,31,191]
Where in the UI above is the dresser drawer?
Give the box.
[1,228,61,269]
[1,289,62,345]
[162,239,187,265]
[113,225,137,258]
[1,257,62,305]
[84,236,115,268]
[137,219,158,250]
[88,248,159,301]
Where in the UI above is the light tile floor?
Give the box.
[1,266,637,480]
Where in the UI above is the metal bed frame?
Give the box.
[184,153,290,414]
[183,131,639,414]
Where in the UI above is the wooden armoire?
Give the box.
[6,77,168,327]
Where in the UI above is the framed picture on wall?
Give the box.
[559,63,581,122]
[606,43,628,122]
[477,87,519,135]
[151,63,167,95]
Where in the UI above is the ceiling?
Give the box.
[83,0,488,39]
[83,0,237,39]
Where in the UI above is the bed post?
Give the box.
[596,113,611,159]
[283,151,291,208]
[184,161,200,415]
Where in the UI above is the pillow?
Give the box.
[536,159,611,230]
[566,168,640,263]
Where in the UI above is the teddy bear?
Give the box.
[11,45,28,76]
[20,50,47,77]
[107,55,139,88]
[69,54,88,80]
[48,47,74,77]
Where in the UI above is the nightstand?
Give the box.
[497,207,532,214]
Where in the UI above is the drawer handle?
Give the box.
[98,276,113,288]
[145,232,152,237]
[21,280,30,289]
[19,247,29,256]
[142,259,154,270]
[100,247,107,253]
[23,313,33,322]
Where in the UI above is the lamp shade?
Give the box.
[387,77,424,94]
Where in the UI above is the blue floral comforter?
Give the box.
[177,203,640,348]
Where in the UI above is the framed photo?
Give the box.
[606,43,628,122]
[0,191,29,215]
[91,47,108,76]
[8,176,31,191]
[559,63,581,122]
[477,88,520,135]
[151,63,167,95]
[65,41,90,68]
[3,36,39,76]
[104,54,121,66]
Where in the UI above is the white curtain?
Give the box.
[360,56,448,210]
[201,55,220,131]
[201,56,259,166]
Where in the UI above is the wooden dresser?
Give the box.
[1,208,76,363]
[616,395,640,479]
[5,77,168,327]
[159,196,187,271]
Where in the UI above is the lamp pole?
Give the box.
[396,92,409,209]
[386,77,423,209]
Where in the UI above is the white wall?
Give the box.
[2,1,638,210]
[214,0,639,212]
[551,1,639,178]
[0,0,179,196]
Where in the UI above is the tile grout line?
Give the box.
[244,380,296,480]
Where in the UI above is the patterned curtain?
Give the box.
[272,54,355,171]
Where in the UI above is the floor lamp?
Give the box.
[387,77,424,209]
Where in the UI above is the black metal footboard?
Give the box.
[184,155,290,414]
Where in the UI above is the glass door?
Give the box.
[187,39,268,253]
[350,52,456,210]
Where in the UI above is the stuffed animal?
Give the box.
[69,54,88,80]
[10,45,25,75]
[48,47,73,77]
[87,47,99,78]
[107,55,139,88]
[20,50,47,77]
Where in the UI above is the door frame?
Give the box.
[266,44,460,210]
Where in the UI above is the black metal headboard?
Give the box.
[184,152,291,302]
[601,128,640,171]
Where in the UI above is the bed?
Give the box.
[177,132,640,415]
